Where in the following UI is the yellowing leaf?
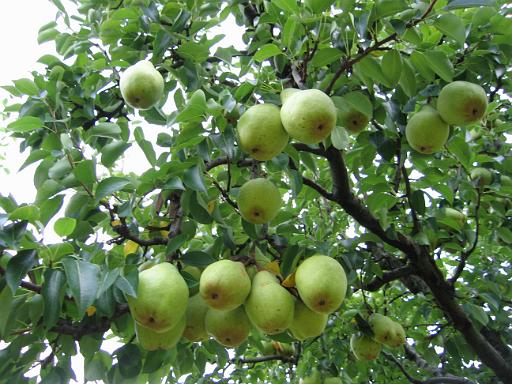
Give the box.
[86,306,97,316]
[264,261,281,276]
[160,230,170,238]
[124,240,139,256]
[207,200,216,214]
[282,272,296,288]
[111,220,121,226]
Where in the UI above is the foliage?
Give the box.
[0,0,511,383]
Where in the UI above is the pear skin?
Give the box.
[368,313,395,344]
[280,88,300,104]
[290,300,328,341]
[120,60,164,110]
[405,105,449,154]
[350,334,382,361]
[295,255,347,314]
[385,321,406,348]
[183,294,209,342]
[437,81,488,126]
[280,89,337,144]
[237,104,289,161]
[238,178,281,224]
[199,259,251,311]
[127,263,189,333]
[245,271,295,335]
[135,315,185,351]
[205,307,251,348]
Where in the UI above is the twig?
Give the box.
[382,351,423,384]
[232,354,296,365]
[361,265,414,292]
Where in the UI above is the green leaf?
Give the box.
[371,0,409,21]
[42,268,65,328]
[85,122,121,140]
[7,116,44,133]
[381,49,402,87]
[463,303,488,326]
[446,135,472,170]
[95,177,132,201]
[497,227,512,244]
[0,288,14,338]
[411,190,426,215]
[101,141,131,167]
[253,44,283,63]
[115,275,137,298]
[354,56,390,87]
[177,41,210,62]
[6,250,38,294]
[445,0,496,10]
[181,251,216,267]
[9,205,40,222]
[271,0,300,14]
[96,269,120,298]
[399,59,417,97]
[424,51,454,82]
[434,13,466,46]
[134,127,156,166]
[54,217,77,237]
[309,48,343,68]
[116,344,142,378]
[331,126,350,150]
[410,51,435,82]
[305,0,336,13]
[164,176,186,190]
[39,195,64,226]
[166,233,188,255]
[176,90,207,123]
[183,165,207,193]
[61,258,100,314]
[73,160,96,190]
[282,18,304,52]
[14,78,40,96]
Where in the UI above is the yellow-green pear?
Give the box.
[290,300,328,341]
[205,307,251,347]
[368,313,395,344]
[127,263,188,332]
[120,60,164,110]
[135,315,186,351]
[350,334,382,361]
[295,255,347,314]
[333,93,372,134]
[470,167,492,186]
[339,108,369,134]
[439,207,466,230]
[183,294,209,342]
[199,259,251,311]
[437,81,488,126]
[238,178,281,224]
[501,175,512,186]
[299,368,321,384]
[385,321,406,348]
[405,105,449,154]
[244,271,295,335]
[237,104,289,161]
[280,89,337,144]
[280,88,300,104]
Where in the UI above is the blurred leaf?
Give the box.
[254,44,283,62]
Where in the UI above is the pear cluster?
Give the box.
[350,314,406,361]
[406,81,487,154]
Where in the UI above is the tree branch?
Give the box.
[232,354,296,365]
[362,265,414,291]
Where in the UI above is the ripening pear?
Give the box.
[135,315,185,351]
[127,263,189,332]
[437,81,488,126]
[199,259,251,311]
[280,89,337,144]
[237,104,289,161]
[238,178,281,224]
[290,300,328,341]
[244,271,295,335]
[470,167,492,186]
[385,321,406,348]
[205,307,251,347]
[405,105,449,154]
[120,60,164,110]
[350,334,382,361]
[183,294,209,342]
[295,255,347,314]
[368,313,395,344]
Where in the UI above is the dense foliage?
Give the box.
[0,0,511,383]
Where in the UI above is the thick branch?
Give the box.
[362,265,414,291]
[232,354,296,365]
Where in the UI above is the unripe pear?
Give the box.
[205,307,251,347]
[237,104,289,161]
[127,263,189,332]
[199,259,251,311]
[238,178,281,224]
[183,294,209,342]
[405,105,449,154]
[120,60,164,110]
[280,89,337,144]
[470,167,492,186]
[135,315,185,351]
[350,334,382,361]
[295,255,347,314]
[440,207,466,230]
[245,271,295,335]
[437,81,488,126]
[501,175,512,186]
[385,321,406,348]
[280,88,300,104]
[368,313,395,344]
[339,109,369,134]
[290,300,328,340]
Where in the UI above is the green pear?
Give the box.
[120,60,164,110]
[280,89,337,144]
[437,81,488,126]
[237,104,289,161]
[280,88,300,104]
[183,294,209,342]
[199,259,251,311]
[238,178,281,224]
[295,255,347,314]
[439,207,466,230]
[299,369,321,384]
[338,108,369,134]
[405,105,449,154]
[501,175,512,186]
[244,271,295,335]
[182,265,202,295]
[261,340,275,355]
[205,307,251,347]
[127,263,188,332]
[290,300,328,341]
[385,321,406,348]
[135,315,185,351]
[368,313,395,344]
[334,93,372,134]
[324,377,343,384]
[350,334,382,361]
[470,167,492,186]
